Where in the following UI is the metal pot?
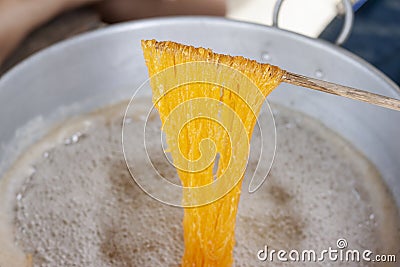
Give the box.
[0,17,399,208]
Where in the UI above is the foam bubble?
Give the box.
[0,100,398,267]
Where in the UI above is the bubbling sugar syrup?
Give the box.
[0,99,398,267]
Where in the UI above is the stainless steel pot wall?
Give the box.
[0,17,399,206]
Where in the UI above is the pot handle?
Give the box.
[272,0,354,46]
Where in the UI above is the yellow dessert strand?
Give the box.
[141,40,283,266]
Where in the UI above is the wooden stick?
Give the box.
[282,71,400,111]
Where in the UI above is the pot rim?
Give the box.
[1,16,399,97]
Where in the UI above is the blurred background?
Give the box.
[0,0,398,84]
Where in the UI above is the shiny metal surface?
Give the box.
[272,0,354,45]
[0,17,399,205]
